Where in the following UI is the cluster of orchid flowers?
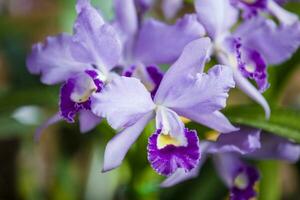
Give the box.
[27,0,300,199]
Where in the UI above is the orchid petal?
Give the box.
[267,0,299,25]
[34,113,62,141]
[234,17,300,65]
[102,112,154,172]
[233,70,270,119]
[79,110,102,133]
[160,141,211,187]
[154,38,211,104]
[184,111,238,133]
[73,3,121,72]
[134,15,205,65]
[91,76,155,130]
[208,127,261,154]
[195,0,238,39]
[249,132,300,163]
[113,0,138,36]
[163,65,235,115]
[26,34,85,85]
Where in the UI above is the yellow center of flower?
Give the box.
[157,134,182,149]
[234,173,249,190]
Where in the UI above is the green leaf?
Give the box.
[225,105,300,143]
[264,49,300,102]
[258,161,281,200]
[0,115,35,139]
[0,87,58,112]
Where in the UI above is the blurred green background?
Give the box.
[0,0,300,199]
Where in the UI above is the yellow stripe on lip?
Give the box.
[157,134,182,149]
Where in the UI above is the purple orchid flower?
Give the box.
[91,38,238,175]
[161,127,300,199]
[214,153,260,200]
[26,0,122,138]
[113,0,205,96]
[195,0,300,118]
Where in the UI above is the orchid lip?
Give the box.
[157,133,183,149]
[230,165,260,200]
[147,128,201,176]
[234,172,249,190]
[60,69,104,123]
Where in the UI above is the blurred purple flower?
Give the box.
[113,0,205,94]
[91,38,237,174]
[215,153,260,200]
[27,0,122,137]
[195,0,300,118]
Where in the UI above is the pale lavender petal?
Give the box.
[195,0,238,39]
[34,113,62,141]
[160,141,211,187]
[147,129,200,176]
[208,127,261,154]
[91,76,155,130]
[73,3,121,72]
[180,111,238,133]
[234,17,300,65]
[102,112,154,172]
[267,0,299,25]
[163,65,235,115]
[154,38,212,104]
[162,0,183,19]
[249,133,300,162]
[134,15,205,65]
[233,70,270,119]
[26,34,86,85]
[113,0,138,36]
[79,110,102,133]
[214,153,240,187]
